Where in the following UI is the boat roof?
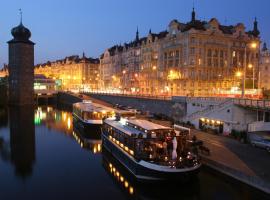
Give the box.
[73,102,115,113]
[104,118,173,137]
[128,119,169,131]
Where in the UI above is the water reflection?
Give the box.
[0,107,8,128]
[102,148,201,200]
[9,105,35,178]
[35,106,73,135]
[72,126,102,154]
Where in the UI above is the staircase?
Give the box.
[183,99,233,122]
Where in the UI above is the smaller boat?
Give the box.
[72,100,115,133]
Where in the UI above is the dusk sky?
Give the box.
[0,0,269,67]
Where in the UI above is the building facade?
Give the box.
[35,54,100,91]
[260,43,270,90]
[100,9,261,97]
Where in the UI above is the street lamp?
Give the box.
[248,64,255,90]
[241,41,259,98]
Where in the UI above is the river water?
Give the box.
[0,106,268,200]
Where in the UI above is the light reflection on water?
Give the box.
[0,106,268,200]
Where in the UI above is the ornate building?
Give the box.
[0,64,8,78]
[260,43,270,90]
[35,54,100,91]
[100,8,261,97]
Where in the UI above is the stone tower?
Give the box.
[7,19,35,105]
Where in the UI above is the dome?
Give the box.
[11,22,31,41]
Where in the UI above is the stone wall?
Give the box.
[57,92,82,109]
[8,42,34,105]
[88,94,187,121]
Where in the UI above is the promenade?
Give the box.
[193,129,270,194]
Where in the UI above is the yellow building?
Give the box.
[100,8,261,97]
[35,54,100,91]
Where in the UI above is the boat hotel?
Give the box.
[102,117,201,181]
[73,100,115,133]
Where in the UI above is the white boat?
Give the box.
[102,117,201,182]
[73,100,115,133]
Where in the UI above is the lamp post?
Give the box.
[248,64,255,90]
[241,41,258,98]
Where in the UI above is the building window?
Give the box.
[190,47,195,55]
[191,37,196,44]
[176,50,180,58]
[164,53,167,59]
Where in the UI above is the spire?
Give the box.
[136,26,139,41]
[262,42,268,51]
[191,7,196,22]
[149,29,152,35]
[19,8,23,25]
[82,52,86,58]
[252,17,260,37]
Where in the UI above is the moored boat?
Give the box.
[102,117,201,182]
[72,100,115,133]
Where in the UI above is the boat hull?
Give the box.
[72,113,101,139]
[102,132,201,182]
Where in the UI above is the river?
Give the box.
[0,106,268,200]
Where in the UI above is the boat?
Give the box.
[72,100,115,133]
[102,117,201,182]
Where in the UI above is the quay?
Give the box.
[57,92,270,195]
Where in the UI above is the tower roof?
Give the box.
[8,10,34,44]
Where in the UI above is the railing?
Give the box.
[233,99,270,110]
[85,91,172,101]
[248,121,270,132]
[184,99,233,122]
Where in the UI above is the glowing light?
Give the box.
[248,64,253,69]
[124,181,129,188]
[120,118,127,125]
[63,112,67,121]
[129,187,134,195]
[236,71,242,77]
[250,42,258,49]
[97,144,101,152]
[67,117,71,130]
[120,176,124,182]
[124,146,129,152]
[152,66,157,70]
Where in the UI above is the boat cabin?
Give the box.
[103,118,191,165]
[73,102,115,121]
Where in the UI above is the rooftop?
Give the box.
[104,118,173,137]
[74,102,115,113]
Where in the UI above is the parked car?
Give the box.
[251,139,270,153]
